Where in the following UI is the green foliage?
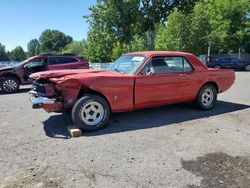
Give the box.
[156,0,250,55]
[0,43,9,61]
[156,13,192,52]
[10,46,26,61]
[207,0,250,53]
[27,39,40,57]
[85,0,198,61]
[61,40,88,57]
[39,29,73,53]
[86,26,114,62]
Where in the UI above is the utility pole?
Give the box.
[238,48,241,60]
[207,45,211,62]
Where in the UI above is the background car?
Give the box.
[206,56,250,71]
[0,54,89,93]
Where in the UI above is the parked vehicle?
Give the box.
[206,56,250,71]
[0,54,89,93]
[29,51,235,131]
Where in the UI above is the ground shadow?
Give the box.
[43,100,249,138]
[43,112,73,139]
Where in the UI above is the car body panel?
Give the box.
[29,51,235,113]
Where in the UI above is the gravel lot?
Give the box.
[0,72,249,188]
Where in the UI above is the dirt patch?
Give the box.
[0,166,63,188]
[181,152,250,188]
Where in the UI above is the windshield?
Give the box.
[13,57,32,68]
[107,54,146,74]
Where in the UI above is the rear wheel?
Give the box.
[195,84,217,110]
[214,64,221,69]
[0,77,20,94]
[244,64,250,71]
[71,94,110,131]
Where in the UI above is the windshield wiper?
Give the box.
[113,68,124,73]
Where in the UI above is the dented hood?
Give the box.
[30,69,114,79]
[0,66,15,72]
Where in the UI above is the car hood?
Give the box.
[0,66,15,72]
[30,69,121,79]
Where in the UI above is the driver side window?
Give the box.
[24,58,46,68]
[140,56,193,75]
[23,58,47,80]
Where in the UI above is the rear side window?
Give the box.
[48,57,78,65]
[48,57,65,65]
[63,57,79,63]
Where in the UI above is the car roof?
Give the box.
[126,51,193,57]
[30,54,82,59]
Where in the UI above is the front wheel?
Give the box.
[71,94,110,131]
[0,77,20,94]
[195,84,217,110]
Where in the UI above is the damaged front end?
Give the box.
[29,78,64,112]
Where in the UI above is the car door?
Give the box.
[22,57,47,84]
[220,58,233,68]
[134,56,189,109]
[229,57,240,69]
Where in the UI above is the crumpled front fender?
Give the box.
[53,78,82,108]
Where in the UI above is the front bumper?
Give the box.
[30,93,56,105]
[29,91,63,113]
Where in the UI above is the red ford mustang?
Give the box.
[29,51,235,131]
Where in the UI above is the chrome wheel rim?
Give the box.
[80,101,104,126]
[214,65,221,69]
[245,65,250,71]
[201,88,214,106]
[3,79,18,92]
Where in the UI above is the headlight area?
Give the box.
[29,78,64,113]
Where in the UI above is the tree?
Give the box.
[207,0,250,54]
[86,0,140,51]
[85,0,198,62]
[156,0,250,55]
[61,40,88,57]
[10,46,26,61]
[27,39,40,57]
[138,0,199,50]
[86,26,114,62]
[0,43,9,61]
[39,29,73,52]
[155,13,191,52]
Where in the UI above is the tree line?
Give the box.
[0,29,75,61]
[0,0,249,62]
[85,0,250,62]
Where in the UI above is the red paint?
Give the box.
[30,51,235,113]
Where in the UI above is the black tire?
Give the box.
[71,94,110,131]
[0,77,20,94]
[214,64,221,69]
[195,84,217,110]
[244,64,250,71]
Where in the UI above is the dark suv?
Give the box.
[0,54,89,93]
[207,57,250,71]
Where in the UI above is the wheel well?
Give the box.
[0,73,21,84]
[202,81,219,93]
[77,87,111,109]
